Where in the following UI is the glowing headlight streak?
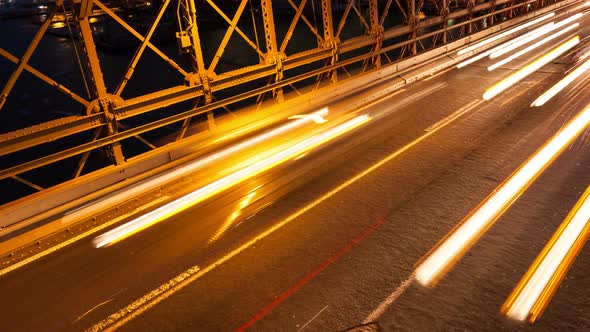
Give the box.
[489,23,555,59]
[414,101,590,287]
[532,57,590,107]
[457,13,555,56]
[487,23,579,71]
[62,108,328,224]
[483,36,580,100]
[502,185,590,322]
[490,13,582,60]
[93,115,371,248]
[457,21,557,69]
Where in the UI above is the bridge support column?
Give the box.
[369,0,383,69]
[76,0,125,165]
[177,0,215,130]
[321,0,338,84]
[260,0,284,103]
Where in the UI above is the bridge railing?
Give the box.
[0,0,565,204]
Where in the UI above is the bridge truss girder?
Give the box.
[0,0,562,202]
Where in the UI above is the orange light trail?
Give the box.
[93,114,371,248]
[414,101,590,287]
[503,185,590,322]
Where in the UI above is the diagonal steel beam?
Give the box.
[286,0,324,43]
[93,0,189,78]
[336,0,355,39]
[208,0,250,73]
[280,0,309,53]
[204,0,265,58]
[0,48,89,107]
[0,2,59,111]
[115,0,172,96]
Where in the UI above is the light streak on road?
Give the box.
[490,13,582,60]
[487,23,579,71]
[483,37,580,100]
[62,108,329,224]
[503,185,590,322]
[532,57,590,107]
[93,114,371,248]
[414,101,590,287]
[489,22,556,59]
[208,189,258,244]
[457,13,555,56]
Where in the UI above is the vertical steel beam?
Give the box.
[321,0,338,84]
[441,0,449,44]
[369,0,381,68]
[408,0,417,55]
[77,0,125,165]
[180,0,215,129]
[260,0,283,102]
[0,2,59,111]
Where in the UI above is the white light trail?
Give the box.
[483,37,580,100]
[490,13,582,59]
[504,185,590,322]
[414,100,590,287]
[489,23,555,59]
[532,57,590,107]
[487,23,579,71]
[93,114,371,248]
[457,13,555,56]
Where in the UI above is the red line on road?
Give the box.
[235,218,385,332]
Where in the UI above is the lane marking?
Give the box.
[236,219,384,332]
[73,299,115,324]
[296,305,329,332]
[425,99,483,132]
[89,93,484,332]
[0,196,169,278]
[362,276,414,323]
[87,266,201,332]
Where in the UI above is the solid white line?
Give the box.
[363,277,414,323]
[297,305,328,332]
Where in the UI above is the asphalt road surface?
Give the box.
[2,9,590,332]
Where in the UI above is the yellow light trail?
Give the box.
[532,56,590,107]
[63,108,330,225]
[503,185,590,322]
[414,101,590,287]
[483,36,580,100]
[490,13,582,60]
[93,115,371,248]
[457,13,555,56]
[487,23,579,71]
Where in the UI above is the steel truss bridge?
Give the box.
[0,0,565,206]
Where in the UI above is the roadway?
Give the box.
[2,9,590,332]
